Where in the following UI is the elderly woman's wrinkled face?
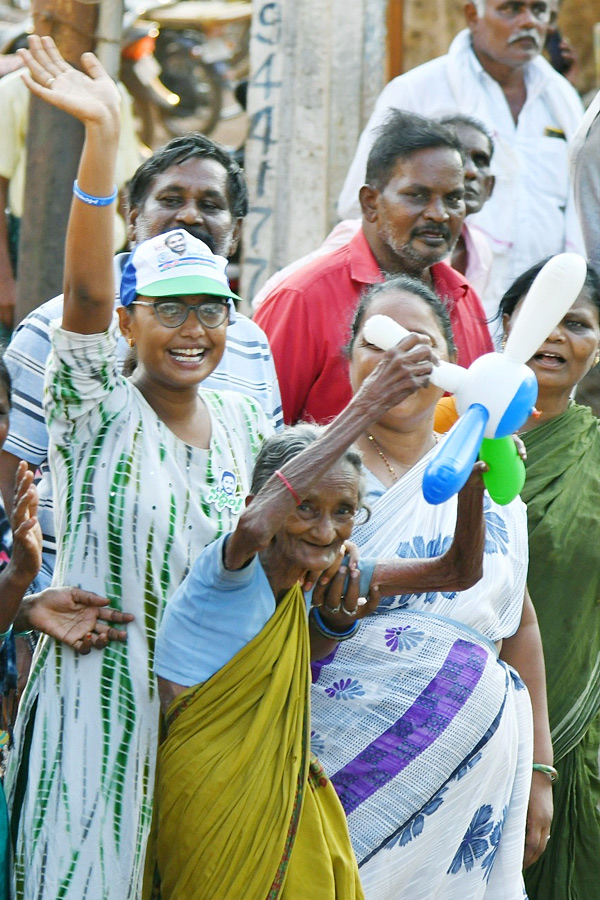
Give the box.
[350,289,451,426]
[504,288,600,394]
[274,458,360,574]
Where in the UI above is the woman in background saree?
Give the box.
[501,261,600,900]
[143,332,488,900]
[310,276,553,899]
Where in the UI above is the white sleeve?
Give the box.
[44,315,131,448]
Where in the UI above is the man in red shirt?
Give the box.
[254,111,493,425]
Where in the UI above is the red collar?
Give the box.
[349,229,385,286]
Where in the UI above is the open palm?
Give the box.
[18,34,120,126]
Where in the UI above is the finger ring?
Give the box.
[324,603,341,614]
[340,604,357,617]
[46,77,55,87]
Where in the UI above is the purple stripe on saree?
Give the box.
[332,639,488,815]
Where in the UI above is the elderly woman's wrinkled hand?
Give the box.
[303,540,360,594]
[312,541,382,630]
[355,332,437,417]
[447,459,488,591]
[23,587,134,654]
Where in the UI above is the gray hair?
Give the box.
[250,424,367,506]
[438,113,495,160]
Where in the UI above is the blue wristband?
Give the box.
[310,606,360,641]
[73,180,118,207]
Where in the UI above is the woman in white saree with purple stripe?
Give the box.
[310,276,552,899]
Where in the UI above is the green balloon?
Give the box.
[479,436,526,505]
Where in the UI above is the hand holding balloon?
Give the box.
[363,316,536,504]
[363,253,588,504]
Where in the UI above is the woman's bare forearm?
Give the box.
[370,553,481,596]
[226,338,437,571]
[500,589,553,765]
[369,465,486,595]
[63,120,120,333]
[19,37,121,334]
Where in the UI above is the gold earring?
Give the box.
[501,336,507,351]
[594,351,600,366]
[128,338,135,349]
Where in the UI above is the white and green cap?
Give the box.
[120,229,242,307]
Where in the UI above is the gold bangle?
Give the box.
[532,763,558,783]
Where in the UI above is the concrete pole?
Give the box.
[15,0,98,322]
[241,0,388,304]
[96,0,124,79]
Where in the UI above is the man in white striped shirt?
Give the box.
[0,133,283,590]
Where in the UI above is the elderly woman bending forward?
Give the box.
[143,333,488,900]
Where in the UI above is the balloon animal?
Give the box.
[363,253,588,504]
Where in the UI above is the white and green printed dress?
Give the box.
[5,319,271,900]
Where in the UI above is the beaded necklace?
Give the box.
[366,432,438,483]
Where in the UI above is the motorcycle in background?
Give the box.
[0,1,31,60]
[0,0,178,148]
[120,12,179,148]
[0,0,252,145]
[143,0,251,138]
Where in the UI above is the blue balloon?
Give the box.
[423,405,488,505]
[493,369,538,438]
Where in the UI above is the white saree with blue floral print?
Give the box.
[311,447,532,899]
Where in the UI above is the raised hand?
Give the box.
[354,332,437,419]
[10,461,42,589]
[18,34,120,127]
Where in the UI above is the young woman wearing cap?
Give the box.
[5,38,271,900]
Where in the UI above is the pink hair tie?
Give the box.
[274,469,301,505]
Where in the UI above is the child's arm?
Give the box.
[1,462,133,652]
[19,36,120,335]
[0,460,41,635]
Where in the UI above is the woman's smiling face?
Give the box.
[118,294,228,391]
[272,459,360,575]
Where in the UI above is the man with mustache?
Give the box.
[338,0,584,318]
[254,112,492,425]
[0,133,283,591]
